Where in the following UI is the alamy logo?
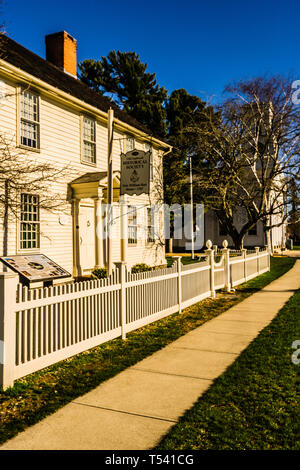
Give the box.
[291,340,300,365]
[96,203,205,250]
[291,80,300,105]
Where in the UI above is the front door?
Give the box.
[79,204,95,272]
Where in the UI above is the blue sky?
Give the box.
[2,0,300,103]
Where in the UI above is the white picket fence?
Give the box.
[0,245,270,389]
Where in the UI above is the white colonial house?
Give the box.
[0,31,171,279]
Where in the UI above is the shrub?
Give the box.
[131,263,152,273]
[91,268,108,279]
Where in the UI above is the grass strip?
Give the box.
[155,287,300,450]
[0,256,295,445]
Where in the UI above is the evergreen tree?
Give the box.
[164,88,216,205]
[79,55,217,206]
[79,51,167,138]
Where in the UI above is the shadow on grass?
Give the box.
[155,288,300,450]
[0,256,296,446]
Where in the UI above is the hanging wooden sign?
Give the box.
[120,150,150,196]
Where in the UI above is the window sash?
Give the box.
[20,120,39,149]
[147,207,155,242]
[20,194,40,250]
[126,136,135,152]
[82,116,96,164]
[83,141,96,164]
[20,91,40,149]
[128,206,137,244]
[21,91,39,122]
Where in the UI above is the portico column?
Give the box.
[120,194,128,263]
[72,198,81,278]
[94,189,104,269]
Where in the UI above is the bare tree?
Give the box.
[0,134,69,256]
[188,76,300,249]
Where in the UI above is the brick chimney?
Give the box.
[45,31,77,78]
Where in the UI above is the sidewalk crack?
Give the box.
[72,402,178,424]
[169,346,239,355]
[130,367,214,381]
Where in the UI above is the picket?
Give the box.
[0,245,270,389]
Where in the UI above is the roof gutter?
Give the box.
[162,147,173,157]
[113,117,171,150]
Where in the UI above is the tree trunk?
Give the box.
[232,232,245,250]
[265,228,271,251]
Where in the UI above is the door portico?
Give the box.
[69,171,121,278]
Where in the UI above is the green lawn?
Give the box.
[293,245,300,251]
[166,255,203,267]
[155,290,300,450]
[0,256,296,445]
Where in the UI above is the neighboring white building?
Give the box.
[204,209,286,249]
[0,31,171,278]
[172,208,287,252]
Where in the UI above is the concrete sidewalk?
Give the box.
[1,260,300,450]
[284,250,300,258]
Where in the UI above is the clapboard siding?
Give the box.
[0,73,167,274]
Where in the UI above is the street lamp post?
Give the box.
[189,154,194,259]
[107,108,114,274]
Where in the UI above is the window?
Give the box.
[248,224,257,236]
[20,194,40,250]
[147,207,155,243]
[145,142,153,180]
[82,116,96,164]
[128,206,137,244]
[219,221,227,236]
[126,135,135,152]
[20,90,40,149]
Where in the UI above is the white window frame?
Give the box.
[128,205,137,245]
[19,193,40,252]
[18,88,40,151]
[147,207,155,243]
[126,135,135,153]
[81,115,96,165]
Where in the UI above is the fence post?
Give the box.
[173,256,182,313]
[255,246,260,274]
[265,245,271,271]
[205,240,215,298]
[241,248,247,281]
[114,262,127,340]
[0,272,19,390]
[221,240,231,292]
